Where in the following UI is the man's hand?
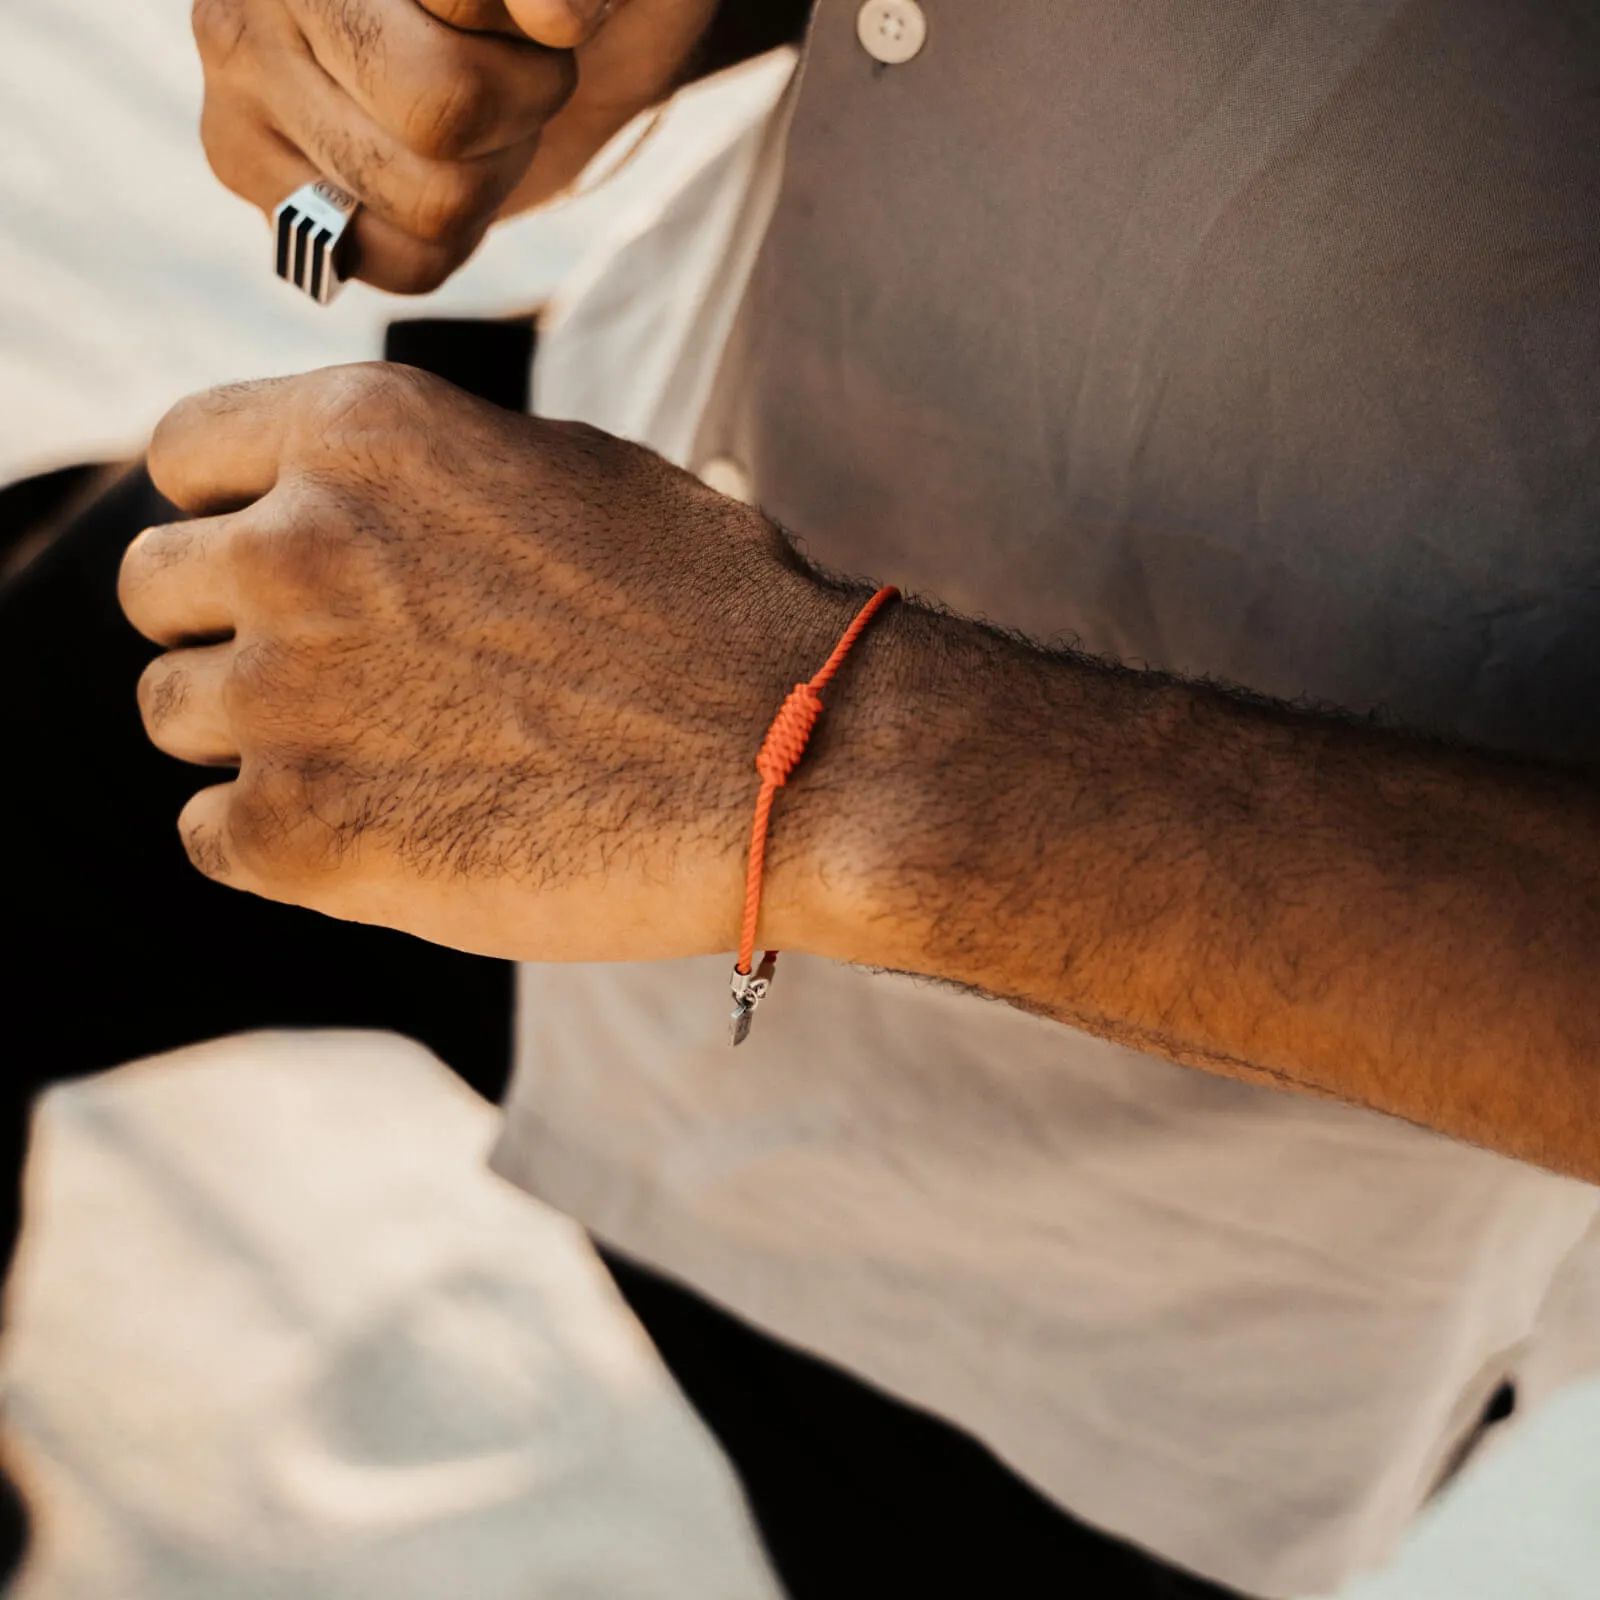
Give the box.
[121,372,1600,1181]
[120,365,872,959]
[194,0,720,294]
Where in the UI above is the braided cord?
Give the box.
[736,585,900,977]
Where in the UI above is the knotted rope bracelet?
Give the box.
[728,585,901,1044]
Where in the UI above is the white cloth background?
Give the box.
[1,1034,783,1600]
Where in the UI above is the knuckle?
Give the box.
[181,814,235,881]
[137,658,188,731]
[225,512,288,585]
[192,0,251,68]
[235,759,348,878]
[307,361,381,412]
[311,361,432,441]
[400,166,486,247]
[278,516,351,592]
[400,71,491,161]
[231,641,346,764]
[225,639,311,749]
[312,0,384,68]
[310,119,388,208]
[244,511,354,601]
[333,358,418,407]
[224,637,276,715]
[227,773,298,876]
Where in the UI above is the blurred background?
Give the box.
[2,1,1597,1595]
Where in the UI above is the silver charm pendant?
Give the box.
[728,952,778,1047]
[272,180,359,305]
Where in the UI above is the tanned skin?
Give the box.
[190,0,726,293]
[119,369,1600,1184]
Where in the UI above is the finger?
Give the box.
[119,516,240,647]
[498,0,623,49]
[176,780,272,895]
[279,43,539,243]
[137,645,241,767]
[202,101,481,294]
[421,0,531,31]
[147,378,298,515]
[177,766,338,906]
[420,0,619,48]
[285,0,575,161]
[200,77,531,292]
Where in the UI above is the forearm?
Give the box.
[131,369,1600,1180]
[774,599,1600,1181]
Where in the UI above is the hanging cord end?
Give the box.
[729,951,779,1046]
[726,584,901,1048]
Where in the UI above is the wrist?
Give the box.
[757,595,967,967]
[762,601,1111,986]
[685,555,870,945]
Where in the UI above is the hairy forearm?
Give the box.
[134,366,1599,1179]
[774,600,1600,1182]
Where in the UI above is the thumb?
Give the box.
[501,0,620,47]
[418,1,614,47]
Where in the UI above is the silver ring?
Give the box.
[272,180,359,305]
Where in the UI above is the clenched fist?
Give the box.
[194,0,721,293]
[119,365,891,961]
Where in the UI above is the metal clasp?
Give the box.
[728,951,778,1046]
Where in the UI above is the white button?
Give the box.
[700,455,753,504]
[857,0,927,66]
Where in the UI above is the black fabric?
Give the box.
[0,461,116,583]
[602,1250,1250,1600]
[0,463,100,535]
[690,0,816,81]
[383,318,535,411]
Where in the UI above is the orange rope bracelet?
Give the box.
[728,584,900,1045]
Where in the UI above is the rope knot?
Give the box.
[730,586,899,1041]
[756,682,823,787]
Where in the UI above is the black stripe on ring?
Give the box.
[293,213,315,289]
[275,207,298,280]
[309,226,335,302]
